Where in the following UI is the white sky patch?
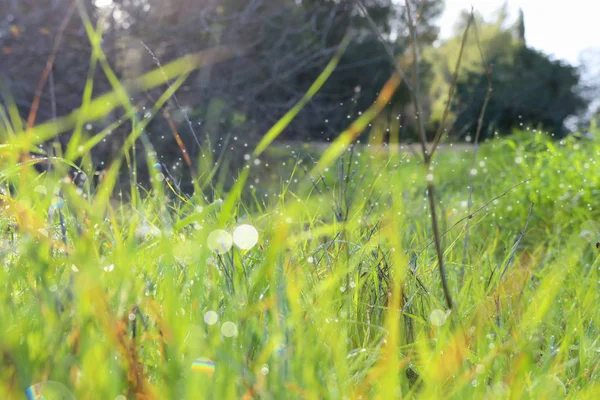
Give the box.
[438,0,600,65]
[94,0,113,7]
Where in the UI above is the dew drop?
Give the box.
[260,364,269,375]
[429,309,448,327]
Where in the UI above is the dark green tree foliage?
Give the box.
[292,0,401,140]
[454,46,585,138]
[298,0,443,141]
[516,8,525,44]
[429,9,584,139]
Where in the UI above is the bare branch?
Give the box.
[404,0,451,309]
[461,14,494,284]
[429,12,474,157]
[501,203,534,277]
[416,179,531,256]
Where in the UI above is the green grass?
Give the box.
[2,128,600,399]
[2,12,600,396]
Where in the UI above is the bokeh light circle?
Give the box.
[221,321,238,337]
[26,381,75,400]
[429,309,448,327]
[207,229,233,254]
[232,224,259,250]
[203,310,219,325]
[191,358,215,375]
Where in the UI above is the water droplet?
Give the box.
[260,364,269,375]
[104,264,115,272]
[475,364,485,374]
[429,309,448,327]
[135,222,161,239]
[51,199,64,210]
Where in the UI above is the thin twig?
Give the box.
[496,202,534,327]
[141,42,203,150]
[49,69,70,255]
[26,0,77,129]
[501,202,534,277]
[354,0,413,92]
[429,13,474,157]
[404,0,454,309]
[417,179,531,255]
[356,1,478,309]
[403,1,429,159]
[460,15,494,283]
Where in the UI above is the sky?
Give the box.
[438,0,599,66]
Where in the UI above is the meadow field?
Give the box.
[2,126,600,399]
[1,4,599,397]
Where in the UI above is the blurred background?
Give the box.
[1,0,598,187]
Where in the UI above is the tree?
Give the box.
[105,0,443,148]
[515,8,525,44]
[3,0,446,191]
[426,8,585,139]
[0,0,108,124]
